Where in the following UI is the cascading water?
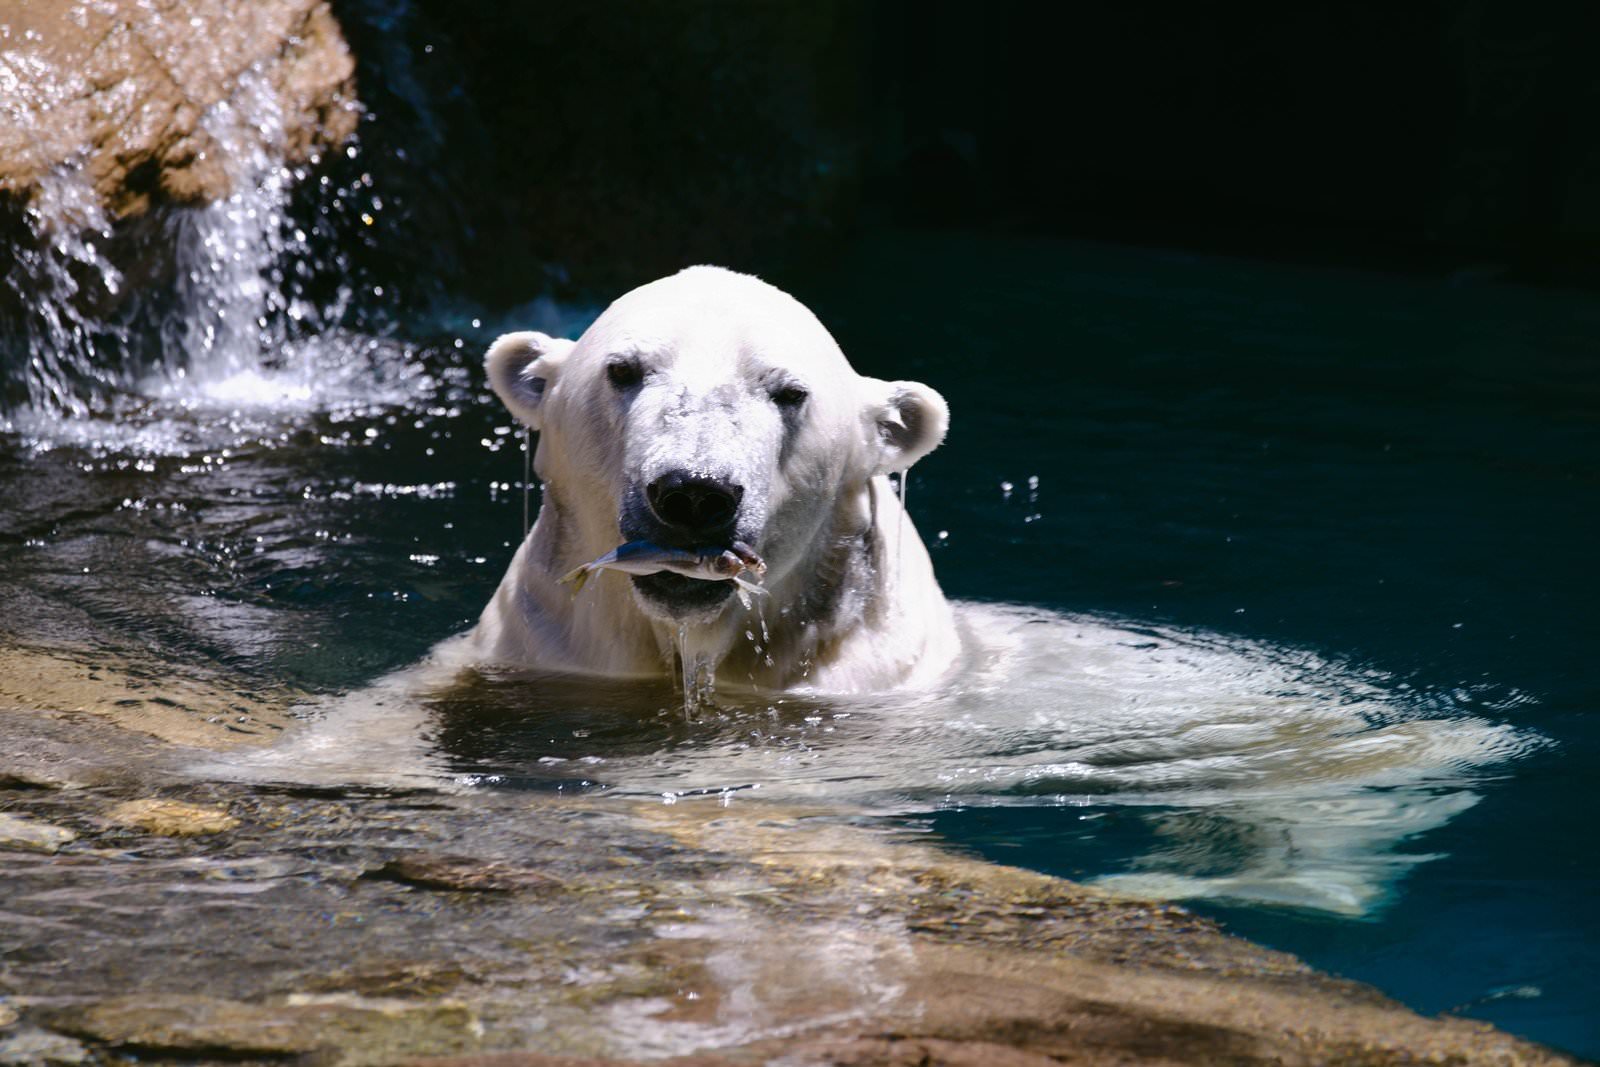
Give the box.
[151,71,325,398]
[0,65,427,451]
[0,165,125,417]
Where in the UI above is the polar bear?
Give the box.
[206,268,1527,919]
[468,266,959,692]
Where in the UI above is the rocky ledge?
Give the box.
[0,0,357,218]
[0,701,1580,1067]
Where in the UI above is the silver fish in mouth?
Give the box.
[559,540,767,602]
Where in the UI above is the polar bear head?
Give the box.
[485,266,948,624]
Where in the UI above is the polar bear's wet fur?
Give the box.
[470,266,959,691]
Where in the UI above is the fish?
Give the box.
[558,540,767,602]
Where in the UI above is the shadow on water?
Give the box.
[427,668,844,794]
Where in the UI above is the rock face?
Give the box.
[0,0,358,218]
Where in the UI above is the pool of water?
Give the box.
[2,230,1595,1058]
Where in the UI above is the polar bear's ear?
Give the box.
[863,378,950,476]
[486,331,573,431]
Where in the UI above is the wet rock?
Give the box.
[300,961,474,1000]
[0,771,64,792]
[0,1027,88,1066]
[0,769,1575,1066]
[366,853,558,893]
[0,649,296,750]
[0,0,358,219]
[107,798,238,836]
[49,993,478,1065]
[0,814,75,854]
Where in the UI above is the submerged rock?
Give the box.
[107,798,238,836]
[0,648,296,750]
[0,708,1577,1066]
[0,1027,88,1067]
[46,993,477,1065]
[0,0,358,218]
[366,853,560,893]
[0,813,75,853]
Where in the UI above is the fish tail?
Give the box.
[558,565,591,594]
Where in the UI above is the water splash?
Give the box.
[198,604,1544,916]
[152,70,322,391]
[0,66,419,451]
[0,165,125,416]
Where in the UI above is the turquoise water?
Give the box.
[801,234,1598,1055]
[1,230,1595,1057]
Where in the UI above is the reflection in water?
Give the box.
[199,604,1538,917]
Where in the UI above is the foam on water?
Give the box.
[197,602,1541,917]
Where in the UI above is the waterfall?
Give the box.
[0,165,125,418]
[155,71,317,393]
[0,67,411,444]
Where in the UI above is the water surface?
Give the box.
[1,229,1595,1057]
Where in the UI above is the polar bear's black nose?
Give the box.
[646,471,744,540]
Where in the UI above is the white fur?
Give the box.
[470,267,959,691]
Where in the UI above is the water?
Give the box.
[1,211,1596,1058]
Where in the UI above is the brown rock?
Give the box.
[366,853,558,893]
[107,797,238,836]
[0,0,358,218]
[0,647,297,750]
[0,812,76,853]
[49,993,478,1065]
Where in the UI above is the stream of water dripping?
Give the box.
[675,623,715,717]
[896,470,907,577]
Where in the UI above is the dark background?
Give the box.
[333,0,1600,305]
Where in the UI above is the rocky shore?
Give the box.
[0,672,1579,1066]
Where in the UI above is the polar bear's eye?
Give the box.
[605,359,644,390]
[771,384,809,408]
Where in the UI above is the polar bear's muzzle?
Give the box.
[644,470,744,544]
[618,468,759,619]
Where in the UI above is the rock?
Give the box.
[0,648,296,750]
[0,1003,14,1028]
[0,814,75,854]
[0,776,1577,1067]
[48,993,477,1065]
[300,962,474,1000]
[107,798,238,836]
[365,854,557,893]
[0,0,359,218]
[0,1027,89,1066]
[0,770,64,791]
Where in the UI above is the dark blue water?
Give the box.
[795,232,1598,1056]
[2,230,1595,1057]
